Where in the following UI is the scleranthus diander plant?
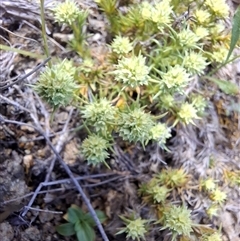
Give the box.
[81,98,117,136]
[33,59,78,109]
[161,205,193,240]
[111,36,134,56]
[32,0,240,240]
[81,133,110,166]
[52,0,89,57]
[113,54,151,88]
[116,213,148,241]
[52,0,80,25]
[116,106,155,146]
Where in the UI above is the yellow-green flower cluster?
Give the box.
[34,59,78,108]
[191,94,207,115]
[141,0,172,29]
[211,45,228,63]
[178,102,200,125]
[150,123,172,146]
[148,185,170,203]
[194,26,209,39]
[140,178,171,204]
[156,168,189,188]
[113,54,150,88]
[117,107,154,145]
[141,1,152,20]
[125,218,147,240]
[160,65,190,91]
[194,9,211,25]
[177,29,200,49]
[141,0,173,21]
[206,204,219,218]
[210,23,225,36]
[111,36,133,55]
[81,98,117,135]
[209,188,227,204]
[53,0,81,25]
[204,0,229,18]
[183,52,208,74]
[81,134,110,165]
[200,232,223,241]
[117,215,148,241]
[162,205,193,238]
[200,178,216,191]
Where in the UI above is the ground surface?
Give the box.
[0,0,240,241]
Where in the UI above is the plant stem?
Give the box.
[40,0,52,67]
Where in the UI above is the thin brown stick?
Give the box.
[44,107,74,183]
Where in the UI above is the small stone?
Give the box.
[23,155,33,174]
[0,222,14,241]
[20,123,35,132]
[39,211,54,223]
[22,227,41,241]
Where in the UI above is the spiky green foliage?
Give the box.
[117,106,154,145]
[81,134,110,165]
[113,54,151,88]
[156,168,189,188]
[117,214,148,241]
[34,59,78,108]
[161,205,193,240]
[34,2,240,240]
[81,98,117,136]
[53,0,80,25]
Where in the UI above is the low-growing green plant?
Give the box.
[159,205,193,241]
[81,98,118,137]
[200,231,223,241]
[155,168,189,188]
[138,169,229,240]
[32,0,240,240]
[81,133,111,166]
[209,188,227,205]
[200,178,217,191]
[52,0,89,57]
[33,59,79,110]
[206,204,220,219]
[116,213,149,241]
[139,179,171,204]
[39,0,239,151]
[56,204,106,241]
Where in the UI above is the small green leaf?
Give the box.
[74,220,83,233]
[71,205,85,218]
[56,223,75,236]
[83,213,95,226]
[75,221,95,241]
[67,207,81,224]
[207,77,239,95]
[226,5,240,62]
[84,210,106,226]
